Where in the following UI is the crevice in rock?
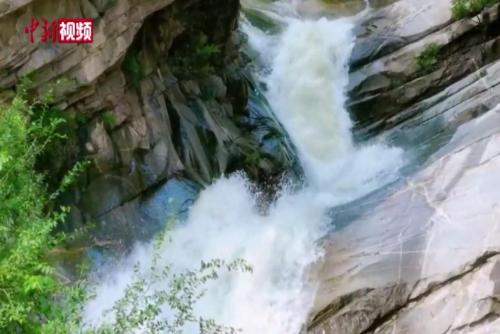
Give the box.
[308,251,500,334]
[448,312,500,333]
[358,251,500,334]
[309,288,375,329]
[349,4,500,137]
[350,18,454,71]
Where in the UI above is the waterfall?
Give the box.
[83,13,403,334]
[267,18,355,184]
[264,17,403,204]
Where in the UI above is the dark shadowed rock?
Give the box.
[0,0,296,243]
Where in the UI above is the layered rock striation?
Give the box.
[310,1,500,333]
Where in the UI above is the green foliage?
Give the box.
[0,83,251,333]
[72,111,92,125]
[171,33,221,78]
[123,52,144,88]
[452,0,499,19]
[0,83,87,332]
[416,44,441,74]
[101,111,118,129]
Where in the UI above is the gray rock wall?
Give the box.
[0,0,295,242]
[349,0,500,138]
[309,1,500,333]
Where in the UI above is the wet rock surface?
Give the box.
[349,0,500,138]
[309,105,500,333]
[310,1,500,331]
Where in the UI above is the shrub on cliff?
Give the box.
[0,83,86,332]
[452,0,499,19]
[416,43,441,74]
[170,33,221,78]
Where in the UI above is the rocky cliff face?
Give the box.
[310,108,500,333]
[349,0,500,138]
[0,0,295,242]
[309,1,500,333]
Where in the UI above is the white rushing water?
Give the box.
[84,11,403,334]
[264,17,403,204]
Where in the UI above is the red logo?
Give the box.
[24,17,93,44]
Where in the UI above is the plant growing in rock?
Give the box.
[416,43,441,74]
[452,0,499,19]
[170,33,221,78]
[123,51,144,88]
[101,110,118,130]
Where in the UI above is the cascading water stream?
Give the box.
[263,16,403,204]
[84,9,403,334]
[269,19,355,169]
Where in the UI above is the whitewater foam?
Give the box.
[265,17,403,202]
[84,175,327,333]
[84,14,404,334]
